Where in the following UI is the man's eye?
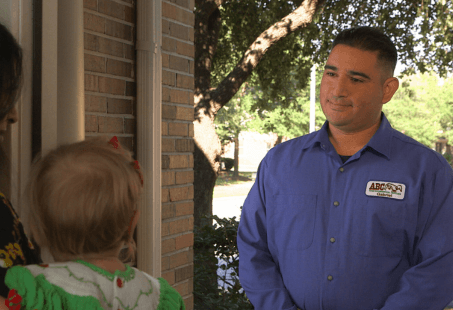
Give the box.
[351,77,363,83]
[326,72,335,77]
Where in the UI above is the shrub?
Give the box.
[194,214,254,310]
[221,157,234,171]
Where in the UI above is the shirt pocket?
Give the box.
[269,194,317,251]
[352,198,406,257]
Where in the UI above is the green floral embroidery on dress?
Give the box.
[74,259,136,282]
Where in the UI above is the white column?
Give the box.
[136,0,162,277]
[309,65,316,133]
[57,0,84,144]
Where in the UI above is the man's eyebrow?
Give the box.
[348,70,371,80]
[324,65,337,71]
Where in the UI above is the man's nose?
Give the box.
[331,76,348,99]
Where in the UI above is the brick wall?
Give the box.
[84,0,195,307]
[161,0,195,308]
[83,0,136,151]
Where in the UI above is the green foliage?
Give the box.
[383,73,453,148]
[194,215,254,310]
[209,0,453,110]
[221,157,234,171]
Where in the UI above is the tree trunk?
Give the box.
[194,0,324,227]
[233,135,239,179]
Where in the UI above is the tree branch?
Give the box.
[206,0,325,115]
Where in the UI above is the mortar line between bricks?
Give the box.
[162,51,194,61]
[162,85,195,93]
[162,0,194,14]
[162,214,192,223]
[162,183,194,189]
[161,68,194,77]
[161,136,195,140]
[99,0,134,9]
[162,34,195,46]
[83,8,135,27]
[162,168,193,172]
[85,91,135,100]
[162,17,194,29]
[85,71,135,82]
[161,247,193,258]
[162,231,193,241]
[84,30,134,45]
[85,112,136,119]
[84,50,135,64]
[173,263,193,270]
[161,199,193,205]
[161,119,193,124]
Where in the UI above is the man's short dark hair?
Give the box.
[332,26,397,76]
[0,23,23,121]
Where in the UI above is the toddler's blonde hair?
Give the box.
[25,136,143,263]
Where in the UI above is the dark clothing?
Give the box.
[0,192,41,297]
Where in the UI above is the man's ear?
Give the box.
[382,77,399,104]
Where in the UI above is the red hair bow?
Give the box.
[109,136,144,186]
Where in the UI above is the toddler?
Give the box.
[2,136,185,310]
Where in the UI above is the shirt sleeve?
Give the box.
[380,165,453,309]
[237,159,298,310]
[0,194,41,298]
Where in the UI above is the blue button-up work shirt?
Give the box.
[237,113,453,310]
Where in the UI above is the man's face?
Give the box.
[320,44,391,133]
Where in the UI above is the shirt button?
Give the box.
[333,201,339,207]
[339,167,344,172]
[330,237,336,243]
[327,275,333,281]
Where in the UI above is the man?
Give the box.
[237,26,453,310]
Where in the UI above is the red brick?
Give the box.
[162,155,170,169]
[84,33,98,51]
[99,37,124,57]
[176,171,194,185]
[170,89,190,105]
[174,281,189,297]
[162,122,168,136]
[86,95,107,113]
[162,203,176,220]
[163,70,176,86]
[84,12,105,33]
[176,41,194,58]
[174,0,190,10]
[168,218,191,235]
[124,118,135,134]
[175,233,194,250]
[169,251,189,269]
[162,188,170,203]
[162,138,176,152]
[124,44,134,60]
[183,295,194,310]
[162,36,177,53]
[162,271,175,285]
[188,185,194,200]
[162,53,170,68]
[168,123,188,136]
[106,59,132,77]
[175,202,194,217]
[175,264,193,282]
[105,19,132,41]
[189,27,194,42]
[162,256,170,271]
[98,116,123,133]
[85,53,106,73]
[175,106,193,121]
[162,171,176,186]
[176,74,193,90]
[169,55,189,72]
[98,0,125,20]
[162,221,170,236]
[163,105,177,120]
[162,19,170,35]
[169,154,189,169]
[175,139,194,152]
[188,123,194,137]
[125,6,135,23]
[84,0,98,10]
[162,238,176,254]
[85,74,99,92]
[99,76,126,95]
[162,2,177,20]
[85,115,98,132]
[170,186,190,202]
[107,98,133,114]
[162,87,171,102]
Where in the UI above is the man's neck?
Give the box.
[328,120,381,156]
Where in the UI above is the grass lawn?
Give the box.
[215,171,253,186]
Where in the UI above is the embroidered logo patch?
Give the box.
[366,181,406,200]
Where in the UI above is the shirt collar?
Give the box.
[307,112,392,160]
